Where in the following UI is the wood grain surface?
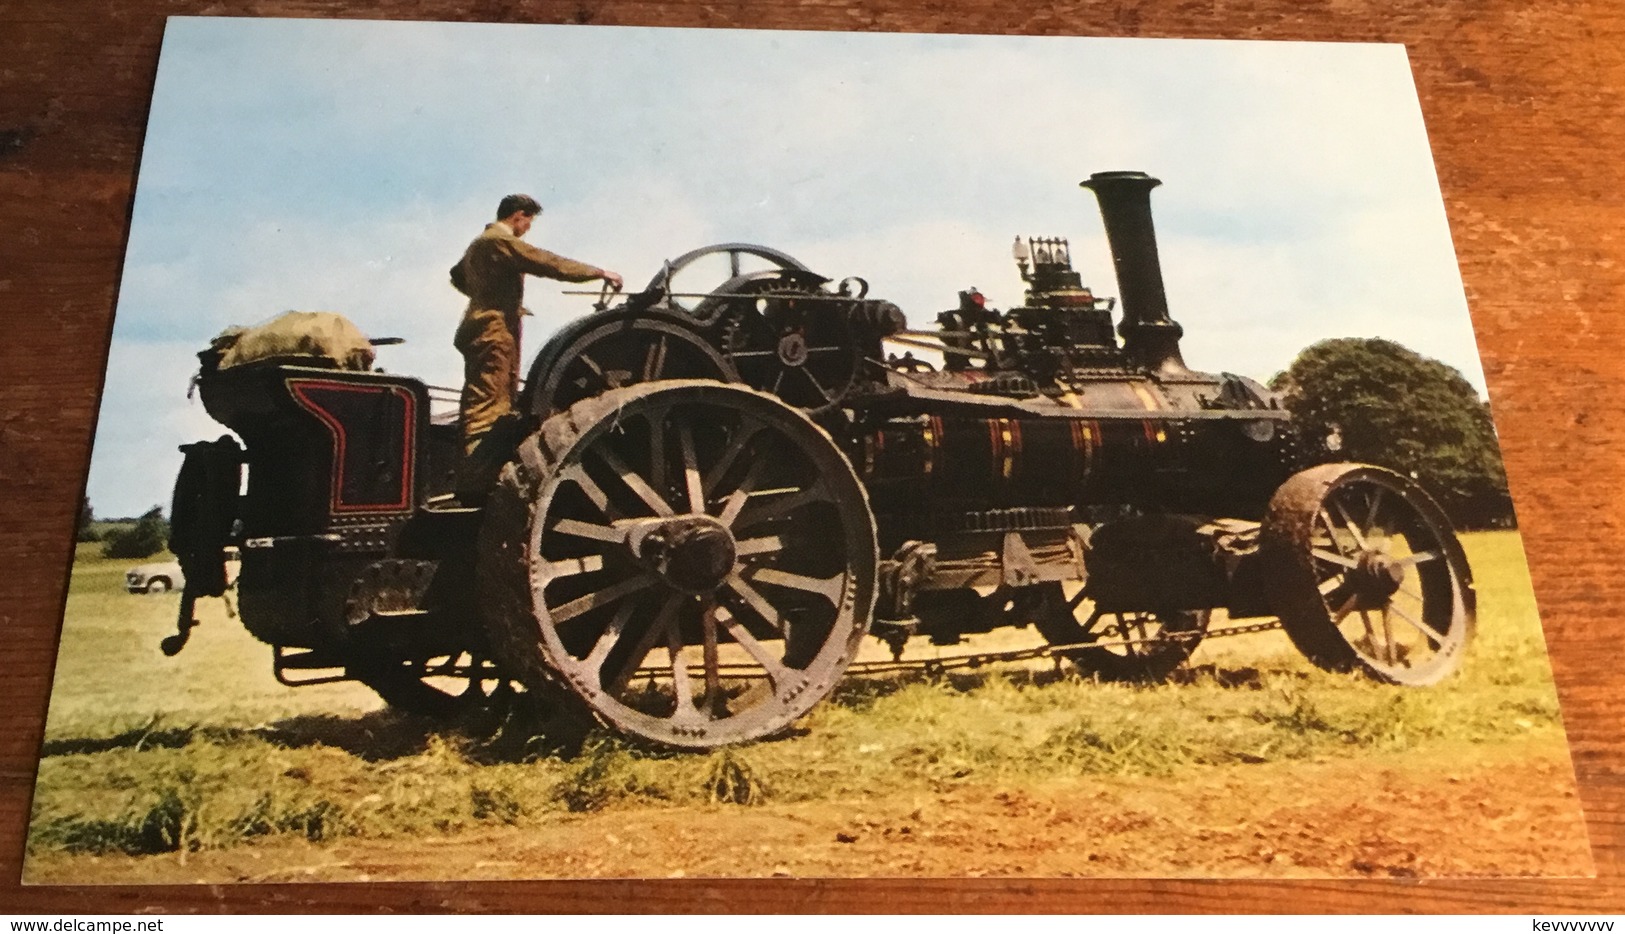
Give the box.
[2,0,1622,914]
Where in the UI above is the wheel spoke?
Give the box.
[800,366,836,403]
[749,566,846,606]
[1311,548,1359,569]
[724,572,787,636]
[678,422,705,514]
[1363,486,1386,534]
[646,408,667,501]
[1357,608,1379,653]
[1387,601,1450,646]
[734,482,833,530]
[606,593,684,694]
[1395,582,1426,604]
[665,617,697,718]
[1111,614,1133,642]
[716,606,793,690]
[1318,510,1352,556]
[642,335,669,382]
[595,446,675,517]
[551,517,622,544]
[583,599,641,673]
[703,421,766,499]
[735,535,784,557]
[1380,606,1399,665]
[1330,592,1360,625]
[549,572,659,625]
[1133,613,1156,644]
[1393,550,1443,567]
[718,460,765,527]
[702,601,724,718]
[536,554,605,582]
[577,352,606,383]
[1318,574,1347,596]
[1065,589,1089,613]
[1078,607,1106,638]
[1330,499,1368,551]
[561,464,614,517]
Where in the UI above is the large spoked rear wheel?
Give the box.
[1260,464,1475,686]
[480,380,878,750]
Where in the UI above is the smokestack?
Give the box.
[1079,171,1189,377]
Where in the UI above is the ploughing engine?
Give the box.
[167,171,1476,749]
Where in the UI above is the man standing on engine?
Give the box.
[450,194,622,499]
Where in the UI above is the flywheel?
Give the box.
[524,308,734,418]
[720,281,863,415]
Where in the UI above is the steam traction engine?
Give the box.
[168,172,1476,750]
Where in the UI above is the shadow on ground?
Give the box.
[39,659,1299,763]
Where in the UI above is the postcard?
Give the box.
[25,17,1592,883]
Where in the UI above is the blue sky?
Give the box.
[92,18,1482,517]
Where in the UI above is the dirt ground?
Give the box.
[23,734,1591,884]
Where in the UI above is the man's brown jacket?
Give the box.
[450,221,602,349]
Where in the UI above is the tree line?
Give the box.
[77,500,172,560]
[1269,337,1513,530]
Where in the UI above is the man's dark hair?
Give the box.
[497,194,542,220]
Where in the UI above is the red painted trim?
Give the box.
[286,379,416,514]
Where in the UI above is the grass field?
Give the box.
[22,532,1592,880]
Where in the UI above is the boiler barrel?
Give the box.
[854,413,1298,521]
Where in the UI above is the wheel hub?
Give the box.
[777,331,808,367]
[1344,550,1405,609]
[626,515,738,594]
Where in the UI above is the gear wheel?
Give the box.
[718,280,861,415]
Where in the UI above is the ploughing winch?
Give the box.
[165,171,1475,750]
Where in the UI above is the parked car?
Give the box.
[126,561,184,594]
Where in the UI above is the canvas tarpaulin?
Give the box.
[210,311,376,371]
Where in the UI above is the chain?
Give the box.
[844,618,1287,677]
[638,618,1287,682]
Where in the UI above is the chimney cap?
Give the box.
[1080,170,1162,191]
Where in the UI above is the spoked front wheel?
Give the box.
[1260,464,1475,685]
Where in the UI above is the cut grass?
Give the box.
[27,530,1570,860]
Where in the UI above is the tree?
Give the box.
[75,497,98,542]
[102,506,171,560]
[1270,338,1513,529]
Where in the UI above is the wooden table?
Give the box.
[2,0,1621,913]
